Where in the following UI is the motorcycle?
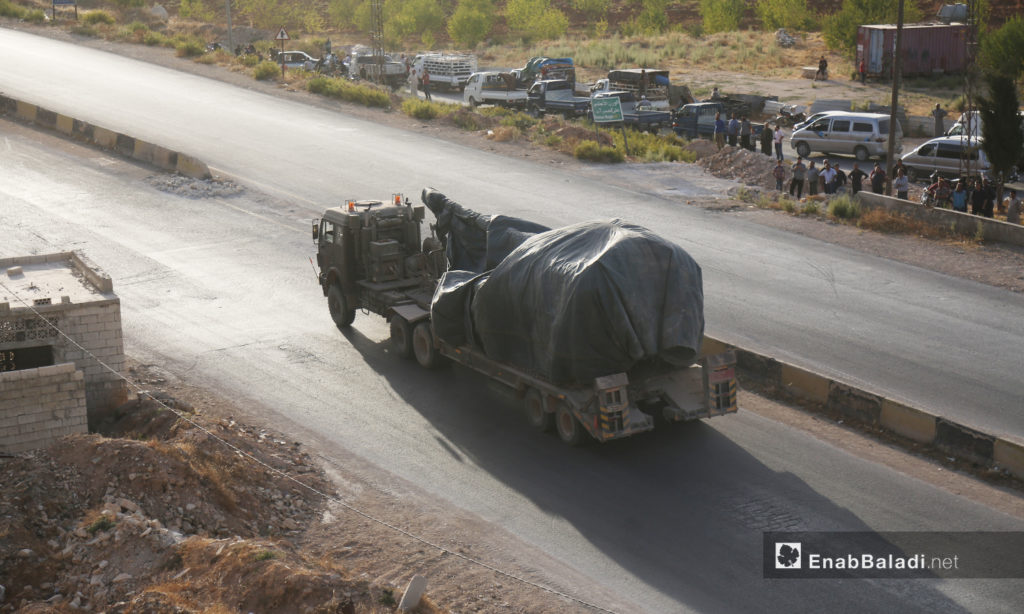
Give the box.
[774,104,806,128]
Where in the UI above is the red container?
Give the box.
[857,23,969,78]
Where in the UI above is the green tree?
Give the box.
[699,0,744,34]
[978,73,1024,205]
[635,0,670,35]
[384,0,446,46]
[448,0,495,48]
[179,0,215,22]
[756,0,810,31]
[328,0,364,29]
[979,15,1024,83]
[505,0,568,41]
[823,0,923,57]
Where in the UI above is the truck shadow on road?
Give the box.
[341,327,970,614]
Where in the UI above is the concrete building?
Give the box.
[0,252,127,454]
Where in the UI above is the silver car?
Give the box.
[900,136,990,182]
[789,112,902,161]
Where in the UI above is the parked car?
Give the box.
[900,136,991,182]
[463,71,527,108]
[278,51,319,71]
[789,112,901,161]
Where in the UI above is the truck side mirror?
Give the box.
[312,220,319,241]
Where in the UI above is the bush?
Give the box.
[237,53,260,67]
[574,140,624,163]
[823,0,923,57]
[401,98,442,119]
[175,39,205,58]
[699,0,743,34]
[82,10,116,26]
[24,8,44,22]
[252,60,281,81]
[307,76,391,108]
[448,0,495,48]
[506,0,568,41]
[802,202,821,216]
[756,0,810,31]
[143,31,170,46]
[828,194,861,219]
[0,0,26,18]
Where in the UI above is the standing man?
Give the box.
[761,123,773,156]
[893,168,909,200]
[850,162,867,195]
[858,58,866,84]
[789,156,806,198]
[740,116,752,151]
[773,124,785,161]
[773,160,786,192]
[821,160,837,194]
[806,160,819,196]
[816,55,828,81]
[728,114,739,147]
[713,112,726,150]
[870,163,886,194]
[421,69,432,101]
[932,103,947,137]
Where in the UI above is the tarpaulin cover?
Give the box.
[422,189,549,273]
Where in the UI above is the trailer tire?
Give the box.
[524,389,553,432]
[328,284,355,329]
[412,321,442,369]
[555,403,588,446]
[390,317,413,359]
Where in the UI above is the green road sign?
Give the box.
[591,97,623,123]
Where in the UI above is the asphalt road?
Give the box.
[2,28,1022,443]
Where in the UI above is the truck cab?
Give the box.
[671,101,724,138]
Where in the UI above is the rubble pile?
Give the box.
[0,395,433,613]
[700,145,789,192]
[146,174,243,198]
[775,28,797,48]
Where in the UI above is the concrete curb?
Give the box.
[0,94,211,180]
[704,335,1024,481]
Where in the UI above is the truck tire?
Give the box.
[795,141,810,158]
[523,389,553,432]
[412,321,442,369]
[327,284,355,329]
[390,317,412,359]
[555,403,588,446]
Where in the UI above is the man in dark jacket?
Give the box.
[850,163,867,194]
[761,123,773,156]
[869,163,886,194]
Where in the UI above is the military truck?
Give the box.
[313,193,738,445]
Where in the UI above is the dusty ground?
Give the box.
[4,20,1024,614]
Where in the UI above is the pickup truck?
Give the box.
[526,79,591,118]
[672,101,765,141]
[592,91,672,132]
[463,71,527,108]
[591,68,671,110]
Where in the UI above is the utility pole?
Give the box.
[370,0,385,85]
[225,0,233,52]
[884,0,904,195]
[960,0,979,179]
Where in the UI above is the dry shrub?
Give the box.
[489,126,518,141]
[858,208,944,238]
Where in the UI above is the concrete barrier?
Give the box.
[704,334,1024,481]
[0,95,212,181]
[855,191,1024,248]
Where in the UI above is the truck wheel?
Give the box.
[795,142,810,158]
[390,317,412,359]
[412,321,441,369]
[523,389,553,432]
[555,403,588,446]
[854,146,869,162]
[327,284,355,329]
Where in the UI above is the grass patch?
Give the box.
[609,130,695,162]
[0,0,27,18]
[802,202,821,216]
[574,140,624,163]
[87,515,115,534]
[175,39,205,58]
[307,76,391,108]
[400,98,462,120]
[252,60,281,81]
[254,549,277,561]
[82,10,116,26]
[23,8,44,22]
[70,25,99,37]
[828,194,861,220]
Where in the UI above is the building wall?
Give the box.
[0,363,87,454]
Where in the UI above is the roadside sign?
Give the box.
[275,28,289,41]
[591,97,623,124]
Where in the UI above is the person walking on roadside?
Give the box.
[850,162,867,195]
[789,156,806,198]
[761,123,773,156]
[893,168,909,200]
[932,103,947,137]
[727,114,739,147]
[713,112,726,150]
[421,69,432,101]
[806,160,819,196]
[870,163,886,194]
[773,159,786,191]
[740,116,752,151]
[859,58,866,84]
[773,124,785,161]
[815,55,828,81]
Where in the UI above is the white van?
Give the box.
[946,110,1024,139]
[789,112,902,161]
[900,136,991,181]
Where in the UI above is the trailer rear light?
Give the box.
[394,194,402,205]
[347,200,355,211]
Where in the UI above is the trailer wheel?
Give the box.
[555,403,588,446]
[390,317,413,359]
[327,284,355,329]
[523,389,553,432]
[412,321,442,369]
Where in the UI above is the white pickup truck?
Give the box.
[463,71,528,108]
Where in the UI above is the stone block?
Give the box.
[780,363,830,404]
[994,439,1024,480]
[92,127,118,150]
